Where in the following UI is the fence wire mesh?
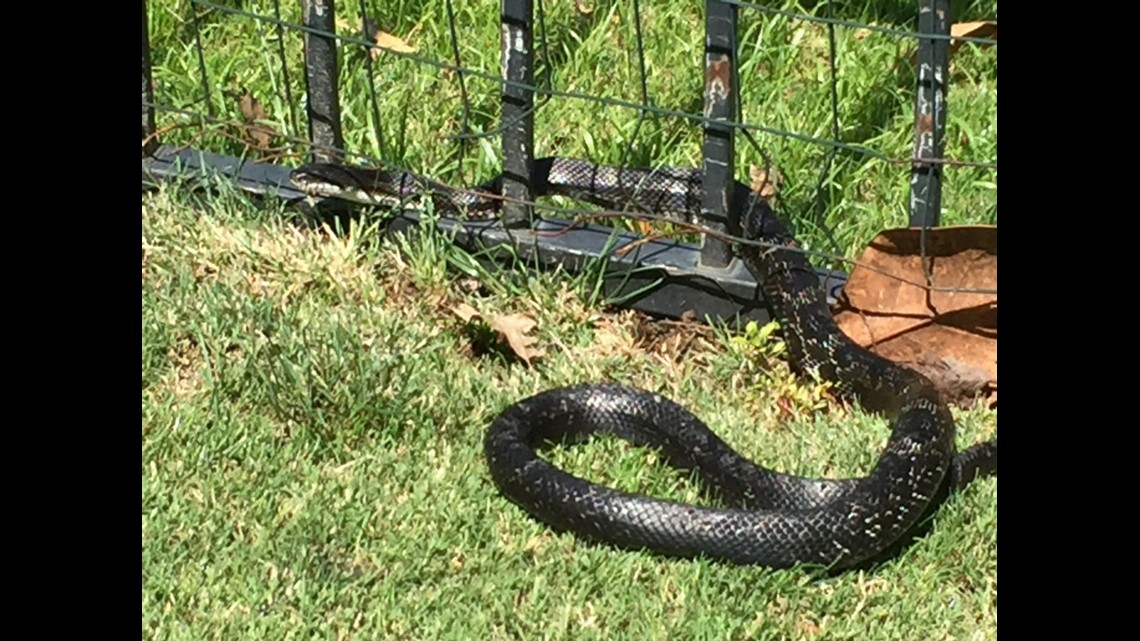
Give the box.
[143,0,997,297]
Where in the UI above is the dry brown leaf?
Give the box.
[832,226,996,408]
[796,616,822,637]
[450,304,545,366]
[237,90,276,153]
[906,20,996,68]
[238,90,266,122]
[749,165,781,201]
[336,17,418,60]
[951,21,997,54]
[373,31,417,55]
[451,302,480,323]
[488,314,546,366]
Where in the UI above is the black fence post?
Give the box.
[142,0,157,156]
[302,0,345,164]
[500,0,535,229]
[909,0,951,229]
[700,0,737,269]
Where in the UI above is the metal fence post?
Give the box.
[302,0,345,164]
[700,0,737,269]
[909,0,951,229]
[142,0,157,156]
[500,0,535,229]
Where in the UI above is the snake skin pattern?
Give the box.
[290,157,998,569]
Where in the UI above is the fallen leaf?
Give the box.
[776,396,795,421]
[488,314,545,366]
[450,304,545,366]
[372,31,417,55]
[950,21,997,54]
[749,165,781,201]
[832,226,996,408]
[336,16,418,60]
[906,20,996,68]
[238,90,267,122]
[237,90,277,154]
[796,616,822,637]
[451,302,480,323]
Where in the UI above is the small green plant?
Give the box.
[729,320,834,418]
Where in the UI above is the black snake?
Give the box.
[291,157,997,570]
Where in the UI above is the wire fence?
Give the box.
[142,0,998,309]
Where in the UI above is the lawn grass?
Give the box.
[142,184,996,640]
[144,2,996,638]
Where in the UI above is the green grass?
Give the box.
[144,2,997,638]
[142,184,996,640]
[146,0,996,260]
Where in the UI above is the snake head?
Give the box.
[290,163,384,191]
[733,185,790,243]
[290,163,420,207]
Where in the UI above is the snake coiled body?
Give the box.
[291,157,997,570]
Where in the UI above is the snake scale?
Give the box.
[291,156,998,570]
